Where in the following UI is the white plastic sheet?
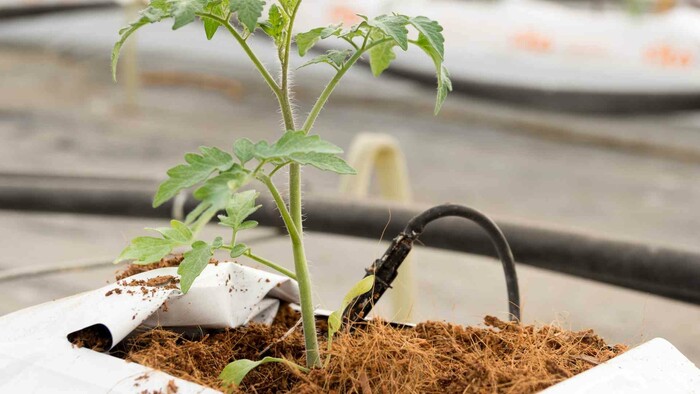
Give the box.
[544,338,700,393]
[0,262,299,393]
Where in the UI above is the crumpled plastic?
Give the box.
[0,262,300,393]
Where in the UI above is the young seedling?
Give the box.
[112,0,450,383]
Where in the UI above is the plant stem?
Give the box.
[288,162,320,368]
[279,0,301,130]
[301,38,392,133]
[276,0,321,368]
[244,251,297,280]
[197,13,292,113]
[258,174,300,242]
[260,172,321,367]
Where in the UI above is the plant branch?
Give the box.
[301,37,393,133]
[269,161,291,178]
[244,250,297,280]
[258,174,300,242]
[341,36,359,50]
[197,13,282,98]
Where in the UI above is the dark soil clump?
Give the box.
[116,255,218,281]
[117,306,626,393]
[69,324,113,352]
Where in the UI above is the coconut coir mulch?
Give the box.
[109,257,626,393]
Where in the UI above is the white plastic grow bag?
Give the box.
[0,261,698,393]
[0,262,299,393]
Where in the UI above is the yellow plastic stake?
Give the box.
[339,133,415,321]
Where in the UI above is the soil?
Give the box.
[102,255,626,393]
[115,255,218,280]
[111,306,625,394]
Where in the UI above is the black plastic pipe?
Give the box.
[0,3,115,19]
[346,204,521,324]
[1,173,700,305]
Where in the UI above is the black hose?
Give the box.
[405,204,520,321]
[345,204,520,324]
[2,173,700,305]
[0,3,115,19]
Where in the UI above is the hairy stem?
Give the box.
[279,0,302,130]
[197,13,291,111]
[244,251,297,280]
[301,38,392,133]
[288,162,320,369]
[258,174,300,242]
[276,0,321,368]
[259,170,321,367]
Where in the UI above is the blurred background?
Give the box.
[1,0,699,363]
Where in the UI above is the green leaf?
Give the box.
[238,220,258,230]
[295,25,341,56]
[203,0,228,40]
[177,240,214,293]
[368,40,396,76]
[218,190,261,231]
[435,63,452,114]
[193,168,247,204]
[220,357,307,386]
[115,237,177,265]
[230,243,249,258]
[251,131,353,174]
[169,0,207,30]
[255,130,343,159]
[186,168,248,225]
[111,0,169,81]
[299,49,352,69]
[230,0,265,33]
[153,146,235,208]
[409,16,444,59]
[233,138,256,164]
[367,14,409,50]
[413,33,452,114]
[289,152,355,174]
[327,275,375,347]
[212,236,224,249]
[279,0,297,13]
[340,19,369,42]
[260,4,286,45]
[147,220,193,244]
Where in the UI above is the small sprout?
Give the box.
[326,275,375,365]
[219,356,309,387]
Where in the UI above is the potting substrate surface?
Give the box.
[73,258,627,393]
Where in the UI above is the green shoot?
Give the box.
[325,275,375,366]
[219,356,309,387]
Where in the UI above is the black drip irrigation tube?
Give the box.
[346,204,521,324]
[0,3,115,19]
[1,173,700,305]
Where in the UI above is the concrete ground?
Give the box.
[1,9,699,362]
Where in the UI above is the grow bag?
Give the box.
[1,204,698,392]
[0,263,299,393]
[0,261,697,393]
